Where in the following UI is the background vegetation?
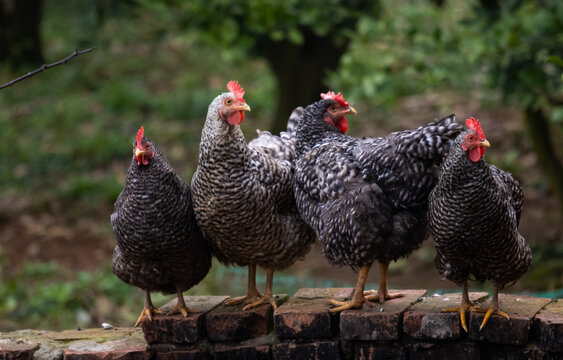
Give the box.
[0,0,561,331]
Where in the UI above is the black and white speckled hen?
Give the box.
[248,106,303,163]
[294,92,462,311]
[428,117,531,332]
[191,81,315,310]
[111,127,211,326]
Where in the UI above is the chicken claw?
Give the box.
[364,289,405,303]
[242,294,277,311]
[134,305,164,327]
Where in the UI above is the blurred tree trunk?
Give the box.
[259,29,349,134]
[523,108,563,208]
[0,0,44,67]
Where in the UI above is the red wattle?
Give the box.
[338,117,348,134]
[469,147,482,162]
[228,111,244,125]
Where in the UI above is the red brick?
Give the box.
[213,344,270,360]
[274,288,353,339]
[483,343,553,360]
[403,292,489,340]
[340,289,427,341]
[469,294,552,345]
[205,295,288,342]
[143,296,227,344]
[155,349,208,360]
[272,340,340,360]
[63,349,145,360]
[408,341,480,360]
[146,344,208,360]
[354,342,406,360]
[0,342,39,360]
[533,299,562,353]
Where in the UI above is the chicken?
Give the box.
[428,117,532,332]
[111,126,211,326]
[191,81,315,310]
[248,106,303,163]
[293,92,462,311]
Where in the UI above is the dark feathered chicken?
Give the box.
[248,106,303,163]
[294,92,462,311]
[428,117,531,332]
[191,81,315,310]
[111,127,211,326]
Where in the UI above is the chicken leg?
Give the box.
[329,265,374,312]
[225,264,263,306]
[474,283,509,331]
[441,280,481,332]
[363,262,405,303]
[167,287,197,317]
[134,290,164,327]
[243,268,278,310]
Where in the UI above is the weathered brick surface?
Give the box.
[155,350,208,360]
[468,294,552,345]
[147,344,208,360]
[403,292,489,340]
[483,343,554,360]
[143,296,227,345]
[340,289,427,341]
[272,340,340,360]
[205,295,288,342]
[353,342,406,360]
[274,288,353,339]
[63,349,145,360]
[0,342,39,360]
[213,344,270,360]
[408,341,480,360]
[532,299,562,353]
[211,334,274,360]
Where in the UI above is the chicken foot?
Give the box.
[442,280,481,332]
[363,262,405,303]
[167,287,197,317]
[330,265,374,312]
[474,283,509,331]
[225,264,263,306]
[134,290,164,327]
[243,268,278,310]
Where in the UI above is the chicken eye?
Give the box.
[330,105,336,112]
[468,135,474,141]
[225,99,233,105]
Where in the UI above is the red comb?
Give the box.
[320,91,349,107]
[466,117,486,139]
[227,81,245,103]
[136,126,144,147]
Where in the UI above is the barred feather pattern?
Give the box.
[111,140,211,294]
[428,131,531,287]
[191,94,315,270]
[294,99,462,267]
[248,107,303,163]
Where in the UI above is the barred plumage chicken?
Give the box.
[428,117,532,332]
[111,127,211,326]
[294,92,462,311]
[191,81,315,310]
[248,106,303,163]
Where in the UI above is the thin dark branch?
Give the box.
[0,47,97,90]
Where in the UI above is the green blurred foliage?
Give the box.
[138,0,378,50]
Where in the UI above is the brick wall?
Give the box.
[1,289,561,360]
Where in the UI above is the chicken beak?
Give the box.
[235,103,251,112]
[347,106,357,115]
[480,139,491,148]
[135,148,144,157]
